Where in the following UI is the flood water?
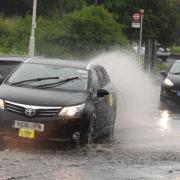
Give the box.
[1,51,180,180]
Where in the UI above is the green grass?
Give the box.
[155,60,168,72]
[171,46,180,54]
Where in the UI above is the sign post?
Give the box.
[139,9,144,62]
[132,9,144,62]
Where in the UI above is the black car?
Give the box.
[0,56,27,79]
[0,57,117,144]
[160,60,180,104]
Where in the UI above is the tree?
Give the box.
[100,0,179,46]
[35,5,127,58]
[59,5,127,57]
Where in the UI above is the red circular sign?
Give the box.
[132,13,140,21]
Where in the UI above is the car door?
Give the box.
[101,67,117,126]
[89,68,101,132]
[94,66,112,131]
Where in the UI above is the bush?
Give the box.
[171,46,180,54]
[0,6,128,59]
[59,5,128,58]
[36,6,128,59]
[0,16,31,55]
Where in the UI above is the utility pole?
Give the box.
[28,0,37,57]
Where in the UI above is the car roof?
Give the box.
[26,57,99,70]
[0,56,29,62]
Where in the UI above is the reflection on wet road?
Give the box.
[159,110,171,133]
[1,52,180,179]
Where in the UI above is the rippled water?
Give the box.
[1,51,180,180]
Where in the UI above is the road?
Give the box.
[1,52,180,180]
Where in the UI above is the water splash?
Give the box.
[92,50,159,128]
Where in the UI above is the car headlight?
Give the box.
[164,78,174,86]
[59,104,85,117]
[0,99,4,110]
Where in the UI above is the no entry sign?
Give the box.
[132,13,141,22]
[132,12,141,28]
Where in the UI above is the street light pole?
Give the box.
[28,0,37,57]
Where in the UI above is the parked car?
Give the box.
[160,60,180,104]
[0,56,27,80]
[157,47,171,61]
[132,46,171,61]
[0,57,117,145]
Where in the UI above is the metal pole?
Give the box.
[28,0,37,57]
[139,13,143,63]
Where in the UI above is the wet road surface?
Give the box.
[2,111,180,180]
[1,52,180,180]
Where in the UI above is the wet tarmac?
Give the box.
[1,52,180,180]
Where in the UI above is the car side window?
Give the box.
[90,69,100,91]
[95,67,110,87]
[102,67,110,84]
[0,61,20,78]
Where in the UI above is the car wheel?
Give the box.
[82,113,96,145]
[106,125,114,138]
[106,112,116,139]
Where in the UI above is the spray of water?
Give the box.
[91,50,163,148]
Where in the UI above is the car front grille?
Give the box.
[5,100,61,117]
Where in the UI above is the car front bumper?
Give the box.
[0,110,89,142]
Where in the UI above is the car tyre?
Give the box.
[105,111,116,139]
[82,112,96,145]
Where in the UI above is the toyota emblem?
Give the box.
[25,108,36,117]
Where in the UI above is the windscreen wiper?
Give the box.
[11,76,59,86]
[35,77,79,89]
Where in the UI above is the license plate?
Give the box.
[19,128,35,139]
[13,121,44,132]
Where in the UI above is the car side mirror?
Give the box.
[97,89,109,97]
[160,71,167,78]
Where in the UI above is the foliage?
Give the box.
[0,16,31,54]
[58,5,127,57]
[0,0,179,56]
[0,6,127,59]
[155,60,168,72]
[101,0,179,47]
[171,46,180,54]
[36,6,127,58]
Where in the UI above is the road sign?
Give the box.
[132,13,141,22]
[132,23,140,28]
[132,12,141,28]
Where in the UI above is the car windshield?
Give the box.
[169,63,180,74]
[6,63,88,91]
